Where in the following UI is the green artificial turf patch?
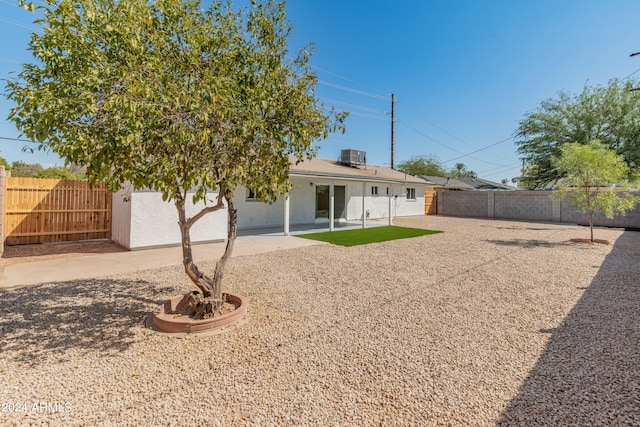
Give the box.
[296,226,443,247]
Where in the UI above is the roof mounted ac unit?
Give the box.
[340,149,366,167]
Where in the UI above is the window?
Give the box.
[406,187,416,200]
[371,186,379,195]
[246,188,257,201]
[386,187,389,195]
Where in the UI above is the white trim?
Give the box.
[284,192,290,236]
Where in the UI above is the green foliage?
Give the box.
[11,160,42,177]
[0,156,11,171]
[515,79,640,189]
[38,166,85,179]
[297,226,443,247]
[552,141,640,240]
[8,160,83,179]
[6,0,345,203]
[450,162,476,178]
[396,155,446,176]
[5,0,344,305]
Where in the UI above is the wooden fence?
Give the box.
[4,177,112,245]
[424,191,437,215]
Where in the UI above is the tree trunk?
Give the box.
[211,189,237,303]
[589,212,594,242]
[175,194,224,318]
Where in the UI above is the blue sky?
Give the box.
[2,1,640,183]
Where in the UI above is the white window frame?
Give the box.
[371,185,379,195]
[246,188,258,201]
[406,187,416,200]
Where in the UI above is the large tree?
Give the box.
[6,0,345,317]
[396,154,446,176]
[515,79,640,189]
[552,141,639,242]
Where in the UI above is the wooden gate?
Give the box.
[4,177,112,245]
[425,191,437,215]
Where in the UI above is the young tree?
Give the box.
[396,155,446,176]
[515,79,640,189]
[6,0,345,317]
[552,141,639,242]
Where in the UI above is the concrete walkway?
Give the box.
[0,236,326,289]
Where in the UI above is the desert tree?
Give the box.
[396,154,446,176]
[515,79,640,189]
[552,141,639,242]
[6,0,346,317]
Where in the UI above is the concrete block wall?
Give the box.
[436,191,488,218]
[437,190,640,228]
[493,191,555,222]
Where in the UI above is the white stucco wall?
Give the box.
[288,178,424,222]
[395,184,425,217]
[235,185,286,229]
[110,179,424,249]
[289,178,317,224]
[111,187,227,250]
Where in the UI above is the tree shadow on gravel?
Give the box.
[0,278,175,365]
[483,239,575,249]
[496,230,640,425]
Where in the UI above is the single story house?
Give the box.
[111,152,426,249]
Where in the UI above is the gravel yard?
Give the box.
[1,215,639,426]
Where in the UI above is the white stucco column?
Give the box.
[388,192,393,226]
[284,192,290,236]
[329,183,335,232]
[362,181,367,228]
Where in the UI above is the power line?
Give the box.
[319,97,386,115]
[444,136,514,163]
[318,80,389,101]
[0,136,32,143]
[398,119,465,154]
[0,16,37,31]
[311,65,386,95]
[402,103,474,150]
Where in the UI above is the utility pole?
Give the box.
[630,52,640,92]
[390,93,396,169]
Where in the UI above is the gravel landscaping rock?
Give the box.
[0,216,638,426]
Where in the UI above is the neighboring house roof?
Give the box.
[456,176,515,191]
[417,175,516,190]
[289,157,425,185]
[418,175,476,190]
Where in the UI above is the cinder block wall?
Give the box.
[494,191,555,222]
[437,190,640,228]
[436,191,488,217]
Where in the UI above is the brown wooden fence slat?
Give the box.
[425,191,437,215]
[4,177,112,245]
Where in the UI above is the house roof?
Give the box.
[418,175,476,190]
[289,157,425,184]
[418,175,516,190]
[456,176,515,191]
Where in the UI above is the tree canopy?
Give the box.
[6,0,345,316]
[396,155,446,176]
[552,141,639,241]
[450,162,476,178]
[515,79,640,189]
